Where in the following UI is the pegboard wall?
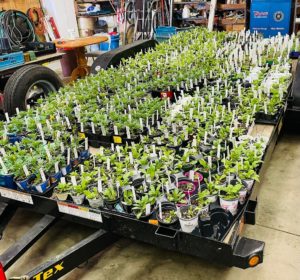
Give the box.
[0,0,41,13]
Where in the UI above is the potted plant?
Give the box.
[156,202,178,227]
[167,188,187,206]
[54,181,72,201]
[148,185,166,205]
[132,195,155,219]
[103,186,120,210]
[217,183,242,215]
[121,187,136,213]
[196,189,210,214]
[177,204,199,233]
[238,169,259,193]
[183,170,203,188]
[70,184,87,205]
[177,178,197,198]
[84,187,104,208]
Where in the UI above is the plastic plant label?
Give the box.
[45,146,52,161]
[113,136,122,144]
[0,148,6,156]
[0,157,7,174]
[98,179,102,193]
[159,202,162,220]
[208,156,212,168]
[71,176,77,186]
[129,152,134,164]
[192,137,197,147]
[55,162,59,173]
[217,144,221,159]
[264,103,268,115]
[4,113,10,123]
[16,107,20,115]
[145,203,151,216]
[56,130,61,140]
[131,186,137,202]
[113,125,119,135]
[73,148,79,159]
[40,168,46,182]
[91,122,96,134]
[23,165,30,177]
[80,165,84,174]
[67,148,71,165]
[189,170,195,181]
[107,158,110,171]
[65,117,71,129]
[126,126,131,139]
[61,177,66,184]
[0,187,33,205]
[85,137,88,150]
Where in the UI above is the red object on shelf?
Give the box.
[49,17,60,39]
[0,263,7,280]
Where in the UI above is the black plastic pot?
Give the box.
[104,197,120,210]
[156,202,178,227]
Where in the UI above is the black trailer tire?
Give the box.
[3,65,63,115]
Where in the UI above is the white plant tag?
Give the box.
[23,165,30,177]
[85,137,88,150]
[159,202,163,220]
[217,144,221,158]
[98,179,103,193]
[40,168,46,182]
[129,152,134,164]
[55,162,59,173]
[189,170,195,181]
[91,122,96,134]
[114,126,118,135]
[126,126,131,139]
[73,148,79,159]
[4,113,10,123]
[107,158,110,170]
[208,156,212,168]
[131,186,137,202]
[67,148,71,165]
[145,203,151,215]
[0,157,8,174]
[61,177,66,184]
[71,176,77,186]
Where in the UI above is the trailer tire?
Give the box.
[3,65,63,115]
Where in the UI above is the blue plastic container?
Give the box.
[154,26,177,43]
[0,174,18,190]
[0,51,24,71]
[100,34,120,51]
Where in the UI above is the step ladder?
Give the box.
[293,0,300,34]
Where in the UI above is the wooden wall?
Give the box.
[0,0,41,13]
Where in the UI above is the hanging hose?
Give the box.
[0,10,35,51]
[27,7,45,36]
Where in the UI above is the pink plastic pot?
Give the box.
[177,179,197,198]
[183,171,204,188]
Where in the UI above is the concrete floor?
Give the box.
[1,132,300,280]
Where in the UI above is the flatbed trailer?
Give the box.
[0,43,299,280]
[0,110,286,280]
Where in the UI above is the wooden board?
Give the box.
[0,0,41,13]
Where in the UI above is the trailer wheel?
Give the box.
[3,65,63,115]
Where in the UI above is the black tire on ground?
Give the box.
[3,64,63,115]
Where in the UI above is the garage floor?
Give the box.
[1,132,300,279]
